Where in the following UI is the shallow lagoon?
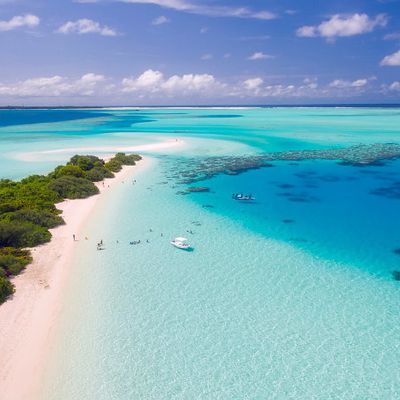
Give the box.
[1,107,400,399]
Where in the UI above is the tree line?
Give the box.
[0,153,141,303]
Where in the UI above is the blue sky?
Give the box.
[0,0,399,105]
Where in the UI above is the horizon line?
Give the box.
[1,103,400,109]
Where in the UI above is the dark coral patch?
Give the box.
[288,197,309,202]
[277,183,295,189]
[370,183,400,199]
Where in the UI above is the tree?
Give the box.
[48,176,99,199]
[0,277,14,303]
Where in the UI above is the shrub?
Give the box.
[0,221,51,247]
[48,176,99,199]
[0,276,14,303]
[68,155,104,171]
[0,254,26,276]
[0,222,30,247]
[105,158,123,173]
[0,247,32,264]
[0,248,30,277]
[3,209,64,229]
[51,165,85,179]
[85,166,114,182]
[0,178,60,213]
[114,153,142,165]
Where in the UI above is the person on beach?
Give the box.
[73,234,76,241]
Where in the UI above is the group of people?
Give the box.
[74,225,196,250]
[129,230,163,245]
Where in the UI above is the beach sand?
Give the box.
[15,138,185,162]
[0,157,152,400]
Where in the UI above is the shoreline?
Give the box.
[0,157,151,400]
[15,138,185,162]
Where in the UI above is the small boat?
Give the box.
[232,193,255,201]
[171,237,192,250]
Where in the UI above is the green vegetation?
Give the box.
[0,277,14,303]
[49,176,100,199]
[105,153,142,173]
[0,152,141,304]
[0,247,32,277]
[113,152,142,165]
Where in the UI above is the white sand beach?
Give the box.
[0,157,153,400]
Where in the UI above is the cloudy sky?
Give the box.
[0,0,399,105]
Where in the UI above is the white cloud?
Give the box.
[152,15,169,25]
[297,13,387,39]
[389,81,400,91]
[57,19,117,36]
[122,69,164,93]
[263,84,296,97]
[243,77,263,94]
[248,52,274,61]
[351,79,368,87]
[329,78,369,88]
[384,32,400,40]
[389,81,400,92]
[0,14,39,32]
[122,69,224,96]
[381,50,400,66]
[296,26,316,38]
[0,70,381,102]
[302,78,318,89]
[235,76,321,98]
[0,73,106,97]
[162,73,219,93]
[119,0,277,20]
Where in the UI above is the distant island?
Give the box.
[0,152,142,303]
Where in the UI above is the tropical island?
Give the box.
[0,152,142,303]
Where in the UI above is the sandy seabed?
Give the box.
[0,148,163,400]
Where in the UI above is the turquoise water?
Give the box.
[1,108,400,398]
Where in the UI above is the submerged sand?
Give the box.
[0,158,153,400]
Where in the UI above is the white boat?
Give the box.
[232,193,255,201]
[171,237,192,250]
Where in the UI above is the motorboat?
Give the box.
[232,193,255,201]
[171,237,192,250]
